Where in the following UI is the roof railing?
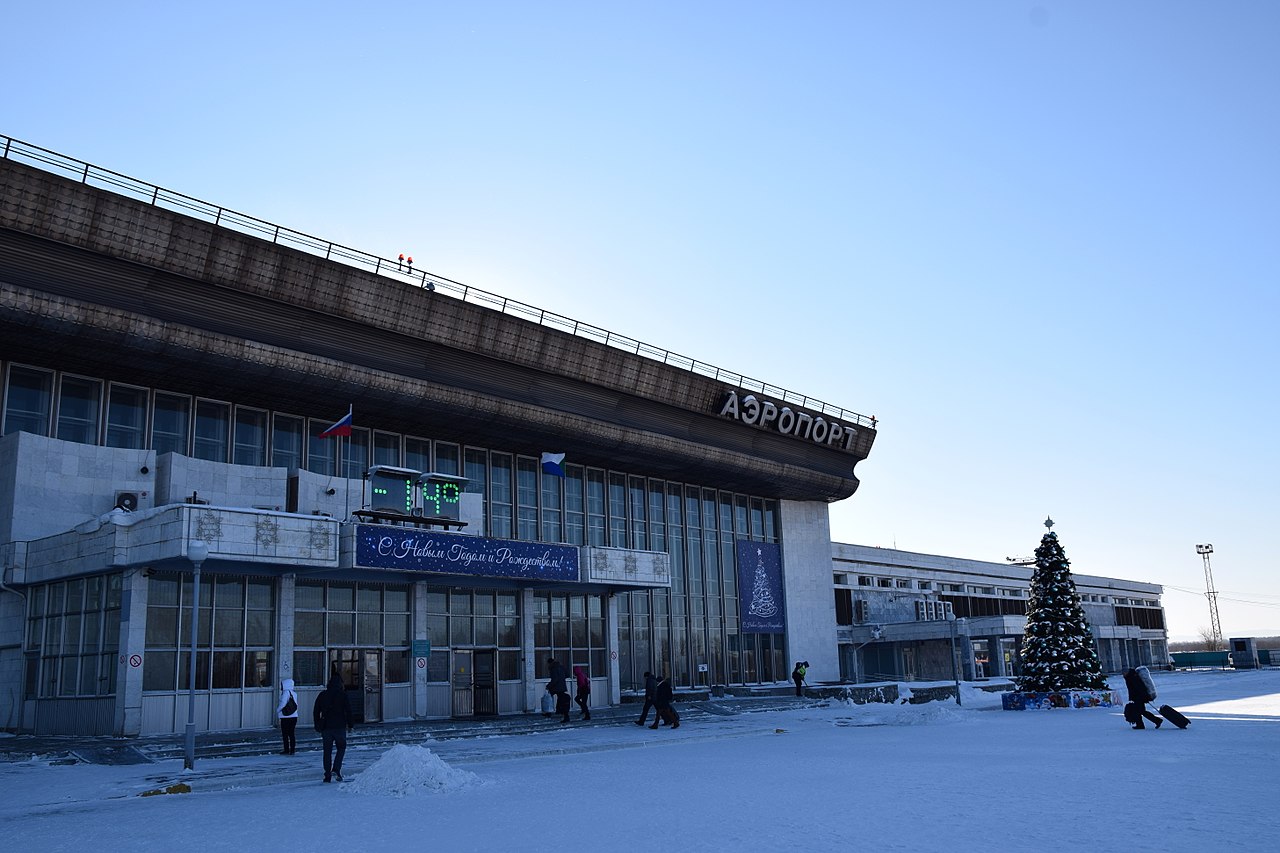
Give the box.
[2,133,876,427]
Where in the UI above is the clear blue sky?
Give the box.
[4,2,1276,640]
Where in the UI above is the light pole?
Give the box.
[948,616,962,706]
[183,540,209,770]
[1196,544,1223,650]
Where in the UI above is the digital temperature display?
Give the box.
[367,466,418,514]
[418,473,467,522]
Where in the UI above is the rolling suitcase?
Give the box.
[1157,704,1189,729]
[1123,702,1141,725]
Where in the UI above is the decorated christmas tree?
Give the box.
[748,547,778,619]
[1015,519,1107,692]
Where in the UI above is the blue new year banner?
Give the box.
[356,525,579,582]
[736,540,785,633]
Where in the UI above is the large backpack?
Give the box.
[1136,666,1157,701]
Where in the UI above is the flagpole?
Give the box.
[344,406,352,521]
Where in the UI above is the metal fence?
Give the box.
[1,133,875,429]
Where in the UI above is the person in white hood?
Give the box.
[277,677,300,755]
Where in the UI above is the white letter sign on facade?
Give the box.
[718,391,861,453]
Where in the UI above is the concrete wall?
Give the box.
[778,499,838,684]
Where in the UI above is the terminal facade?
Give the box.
[0,140,1165,737]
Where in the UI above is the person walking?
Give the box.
[1122,667,1163,730]
[313,671,354,781]
[650,672,679,729]
[547,658,571,724]
[572,665,592,721]
[635,671,661,726]
[276,677,299,755]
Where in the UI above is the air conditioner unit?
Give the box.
[115,491,139,512]
[915,600,927,621]
[855,599,869,622]
[941,601,955,619]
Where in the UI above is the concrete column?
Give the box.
[114,568,149,736]
[521,588,537,712]
[777,499,838,684]
[607,592,620,706]
[413,581,430,717]
[276,574,295,682]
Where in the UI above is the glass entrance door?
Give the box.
[451,649,474,717]
[362,650,382,723]
[473,649,497,715]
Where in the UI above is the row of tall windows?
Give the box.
[293,582,412,686]
[24,575,123,699]
[532,592,607,681]
[142,574,275,692]
[4,361,789,691]
[424,587,522,682]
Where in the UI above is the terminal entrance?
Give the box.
[329,649,382,724]
[451,649,498,717]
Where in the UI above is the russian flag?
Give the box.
[540,452,566,477]
[319,407,354,438]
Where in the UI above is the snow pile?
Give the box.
[343,744,483,797]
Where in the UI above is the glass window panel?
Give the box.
[552,619,569,647]
[292,651,325,686]
[473,591,495,617]
[385,587,409,612]
[516,456,538,541]
[385,650,409,684]
[143,651,176,691]
[465,449,488,520]
[384,614,410,647]
[246,610,273,646]
[489,453,514,538]
[152,393,190,456]
[373,431,401,467]
[541,471,562,543]
[498,617,519,647]
[327,583,354,611]
[327,612,354,645]
[193,399,230,462]
[405,437,431,473]
[357,587,381,612]
[214,609,243,645]
[59,656,79,695]
[435,442,461,476]
[56,375,102,444]
[307,422,335,475]
[271,414,304,470]
[294,581,324,610]
[105,384,148,449]
[82,611,101,652]
[357,613,381,645]
[146,608,179,646]
[3,366,53,437]
[245,651,272,688]
[343,427,369,479]
[212,651,243,688]
[586,469,606,546]
[295,611,325,646]
[66,578,85,613]
[449,589,472,615]
[177,650,211,692]
[474,617,496,646]
[591,648,607,675]
[534,618,551,647]
[564,465,584,545]
[99,652,117,695]
[498,592,518,617]
[233,408,268,466]
[427,615,448,646]
[498,650,520,681]
[215,578,244,608]
[246,580,273,610]
[608,473,627,546]
[451,617,472,645]
[426,589,448,613]
[427,650,450,682]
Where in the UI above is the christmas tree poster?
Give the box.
[735,540,785,632]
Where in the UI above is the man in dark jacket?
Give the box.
[313,671,354,781]
[650,672,679,729]
[1122,667,1162,729]
[547,658,571,724]
[635,671,662,726]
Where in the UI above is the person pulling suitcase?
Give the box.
[1122,667,1162,729]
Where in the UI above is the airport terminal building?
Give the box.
[0,138,876,735]
[0,138,1166,737]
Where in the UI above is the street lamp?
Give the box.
[183,540,209,770]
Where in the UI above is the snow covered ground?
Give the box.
[3,670,1278,852]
